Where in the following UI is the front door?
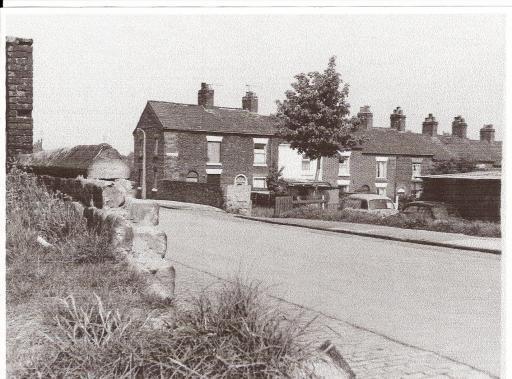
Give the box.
[207,174,221,186]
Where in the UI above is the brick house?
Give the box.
[133,83,281,196]
[277,106,501,200]
[134,84,501,202]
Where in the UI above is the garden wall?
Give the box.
[157,180,224,208]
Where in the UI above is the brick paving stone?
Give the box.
[173,263,496,379]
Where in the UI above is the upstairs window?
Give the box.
[301,157,311,172]
[376,157,388,179]
[338,151,351,176]
[154,138,159,156]
[412,163,422,179]
[253,138,268,166]
[207,136,223,164]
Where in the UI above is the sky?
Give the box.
[4,11,506,155]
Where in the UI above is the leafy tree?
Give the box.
[429,158,476,175]
[276,56,365,181]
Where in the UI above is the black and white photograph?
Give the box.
[1,1,509,378]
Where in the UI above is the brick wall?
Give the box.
[6,37,33,163]
[157,180,224,208]
[321,156,339,186]
[158,131,277,188]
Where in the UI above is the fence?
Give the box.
[274,193,339,217]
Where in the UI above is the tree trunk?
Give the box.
[314,157,321,197]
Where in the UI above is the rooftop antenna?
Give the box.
[245,84,259,92]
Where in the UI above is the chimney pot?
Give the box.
[390,106,406,131]
[451,115,468,139]
[242,91,258,113]
[422,113,438,137]
[198,83,214,108]
[357,105,373,129]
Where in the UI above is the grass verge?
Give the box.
[276,206,501,238]
[7,167,317,377]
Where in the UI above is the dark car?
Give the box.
[401,201,461,220]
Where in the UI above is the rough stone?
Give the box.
[132,226,167,259]
[102,182,126,208]
[125,197,159,225]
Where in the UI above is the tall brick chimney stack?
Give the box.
[480,124,495,143]
[198,82,214,108]
[357,105,373,129]
[451,115,467,139]
[6,36,33,163]
[390,106,406,132]
[422,113,438,137]
[242,91,258,113]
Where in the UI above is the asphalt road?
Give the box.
[159,208,501,376]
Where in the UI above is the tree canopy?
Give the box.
[275,56,364,164]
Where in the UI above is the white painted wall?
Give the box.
[277,144,321,181]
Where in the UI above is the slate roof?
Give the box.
[350,127,454,159]
[436,135,502,165]
[147,101,279,135]
[19,143,122,170]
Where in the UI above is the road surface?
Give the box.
[159,208,501,376]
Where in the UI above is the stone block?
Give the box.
[102,182,126,208]
[132,226,167,259]
[125,197,159,225]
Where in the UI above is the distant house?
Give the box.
[280,107,502,200]
[19,143,130,180]
[420,171,501,221]
[133,83,280,194]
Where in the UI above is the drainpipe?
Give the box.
[136,128,147,199]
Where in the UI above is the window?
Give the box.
[253,138,268,166]
[207,136,222,164]
[376,187,386,196]
[139,139,144,158]
[340,185,349,194]
[338,151,351,176]
[252,177,267,189]
[339,157,350,176]
[154,138,159,156]
[234,174,248,185]
[376,158,388,179]
[185,171,199,182]
[301,157,311,171]
[412,163,421,179]
[207,141,221,163]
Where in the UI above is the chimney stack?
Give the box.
[242,91,258,113]
[390,107,406,132]
[357,105,373,129]
[422,113,438,137]
[451,115,467,139]
[198,82,214,108]
[480,124,495,143]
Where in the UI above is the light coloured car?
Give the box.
[341,193,398,216]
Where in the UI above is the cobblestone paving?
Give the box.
[172,261,496,379]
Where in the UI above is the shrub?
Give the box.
[279,206,501,238]
[27,280,317,378]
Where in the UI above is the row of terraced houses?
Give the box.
[133,83,501,200]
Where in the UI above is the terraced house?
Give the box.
[133,84,501,201]
[133,83,281,196]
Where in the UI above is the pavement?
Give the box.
[238,216,502,255]
[159,207,501,378]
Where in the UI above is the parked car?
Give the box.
[340,194,398,216]
[401,201,461,220]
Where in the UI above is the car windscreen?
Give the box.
[369,199,394,210]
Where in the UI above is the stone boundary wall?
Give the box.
[79,197,175,301]
[36,174,134,209]
[157,180,224,208]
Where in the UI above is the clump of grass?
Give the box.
[251,206,276,218]
[280,206,501,238]
[27,280,317,378]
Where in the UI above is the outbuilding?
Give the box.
[19,143,130,180]
[419,171,501,221]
